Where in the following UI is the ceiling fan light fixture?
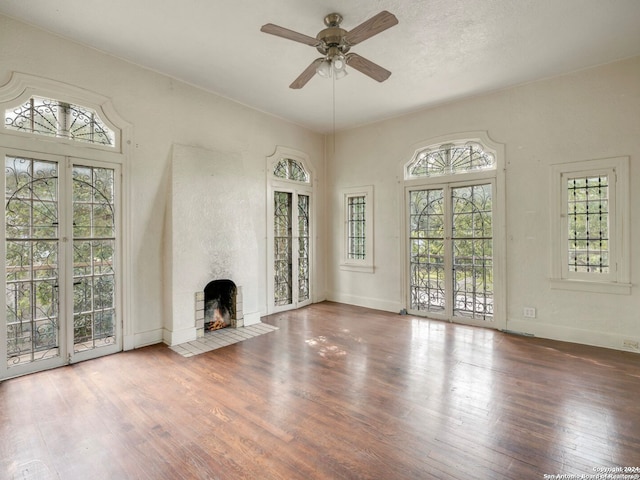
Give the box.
[316,58,332,78]
[333,66,348,79]
[332,53,346,71]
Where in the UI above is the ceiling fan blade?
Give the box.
[345,11,398,46]
[260,23,320,47]
[290,58,324,89]
[346,53,392,82]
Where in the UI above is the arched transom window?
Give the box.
[273,158,310,183]
[5,95,115,147]
[406,141,495,179]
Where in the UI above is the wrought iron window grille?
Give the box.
[407,142,496,178]
[4,96,115,146]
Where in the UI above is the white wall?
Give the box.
[166,144,262,345]
[2,13,638,354]
[328,56,640,352]
[0,14,326,348]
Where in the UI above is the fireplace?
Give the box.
[195,280,243,338]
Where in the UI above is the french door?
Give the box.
[407,180,498,328]
[3,152,121,378]
[271,189,311,313]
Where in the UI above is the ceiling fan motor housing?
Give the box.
[316,13,350,55]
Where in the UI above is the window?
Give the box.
[341,186,374,272]
[5,96,115,146]
[403,133,506,330]
[347,195,366,259]
[266,147,314,313]
[273,158,310,183]
[550,157,630,294]
[0,72,129,380]
[567,175,609,274]
[406,141,495,179]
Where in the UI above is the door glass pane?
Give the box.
[5,156,60,366]
[452,184,493,320]
[298,194,310,302]
[409,189,445,312]
[72,165,116,352]
[274,191,292,306]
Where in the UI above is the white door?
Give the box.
[271,189,311,313]
[3,153,121,378]
[407,180,500,329]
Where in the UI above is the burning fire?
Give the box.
[207,308,227,331]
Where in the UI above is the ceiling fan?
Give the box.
[260,11,399,89]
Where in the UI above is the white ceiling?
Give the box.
[2,0,640,133]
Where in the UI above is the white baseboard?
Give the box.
[243,311,261,326]
[326,291,403,314]
[162,327,196,346]
[132,329,164,349]
[504,318,639,353]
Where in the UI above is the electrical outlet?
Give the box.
[623,339,640,351]
[523,307,536,319]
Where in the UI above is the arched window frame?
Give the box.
[272,157,311,183]
[0,72,128,157]
[405,140,497,180]
[5,95,116,147]
[266,146,316,314]
[400,132,506,329]
[0,72,134,353]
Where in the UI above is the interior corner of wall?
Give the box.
[162,326,196,347]
[123,334,135,351]
[243,311,262,327]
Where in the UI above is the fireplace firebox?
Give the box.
[195,280,243,337]
[204,279,235,331]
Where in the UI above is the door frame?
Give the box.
[400,132,506,331]
[1,150,123,379]
[267,185,313,314]
[0,73,131,380]
[404,177,503,330]
[266,146,315,315]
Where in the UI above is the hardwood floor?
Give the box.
[2,301,640,479]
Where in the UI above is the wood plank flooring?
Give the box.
[2,301,640,479]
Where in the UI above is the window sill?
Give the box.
[340,263,374,274]
[549,278,632,295]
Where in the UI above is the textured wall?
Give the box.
[166,144,261,344]
[0,14,325,348]
[327,56,640,352]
